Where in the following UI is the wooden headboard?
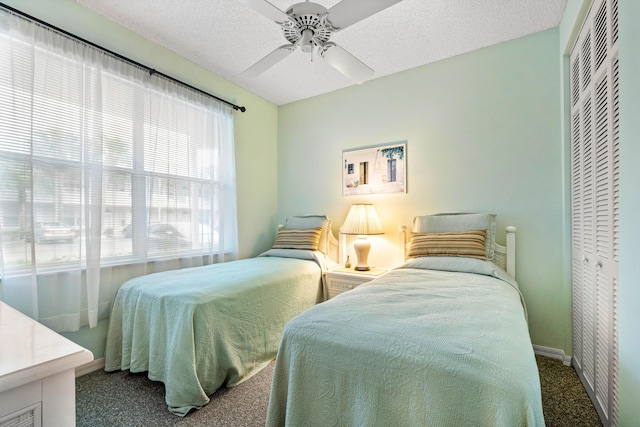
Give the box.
[399,225,517,278]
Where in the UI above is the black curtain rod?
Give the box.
[0,3,246,113]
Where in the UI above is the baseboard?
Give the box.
[76,357,105,377]
[534,345,572,366]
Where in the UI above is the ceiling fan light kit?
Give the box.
[240,0,402,83]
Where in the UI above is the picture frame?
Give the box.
[343,142,406,196]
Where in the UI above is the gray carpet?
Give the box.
[76,355,602,426]
[535,355,602,427]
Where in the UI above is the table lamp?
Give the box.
[340,204,384,271]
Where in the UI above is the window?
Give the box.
[359,161,369,185]
[0,9,238,331]
[387,158,397,183]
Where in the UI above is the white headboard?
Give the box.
[399,225,517,278]
[326,229,339,264]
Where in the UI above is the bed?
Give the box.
[265,213,545,426]
[104,215,338,416]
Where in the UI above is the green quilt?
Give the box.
[267,259,544,426]
[105,255,323,415]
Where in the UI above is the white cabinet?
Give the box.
[0,302,94,427]
[0,381,41,427]
[570,0,619,425]
[324,267,388,299]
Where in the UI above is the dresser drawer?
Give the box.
[326,277,364,298]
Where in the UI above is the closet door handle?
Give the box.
[582,255,589,264]
[596,260,603,269]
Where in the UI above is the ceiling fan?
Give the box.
[239,0,403,84]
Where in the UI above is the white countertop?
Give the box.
[0,301,94,393]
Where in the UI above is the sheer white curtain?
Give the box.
[0,9,238,331]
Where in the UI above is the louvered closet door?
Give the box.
[570,0,619,425]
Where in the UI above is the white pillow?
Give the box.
[412,213,497,260]
[285,215,332,255]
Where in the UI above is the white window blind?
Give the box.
[0,9,238,331]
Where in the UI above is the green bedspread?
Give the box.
[105,255,323,415]
[266,259,544,426]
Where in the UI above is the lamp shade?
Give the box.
[340,204,384,235]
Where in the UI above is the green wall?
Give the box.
[278,29,566,352]
[6,6,638,424]
[2,0,280,358]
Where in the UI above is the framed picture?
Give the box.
[343,142,406,196]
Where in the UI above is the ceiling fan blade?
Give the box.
[327,0,402,30]
[320,44,374,84]
[238,0,290,23]
[242,45,294,78]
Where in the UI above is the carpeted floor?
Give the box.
[76,355,602,426]
[535,355,602,427]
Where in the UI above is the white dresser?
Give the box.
[0,301,93,427]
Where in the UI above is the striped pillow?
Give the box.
[408,229,487,259]
[272,227,323,251]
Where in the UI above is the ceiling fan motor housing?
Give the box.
[282,2,335,48]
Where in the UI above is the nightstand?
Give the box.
[324,267,389,300]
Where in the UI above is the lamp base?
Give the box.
[353,236,371,271]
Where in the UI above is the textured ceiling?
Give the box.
[76,0,568,106]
